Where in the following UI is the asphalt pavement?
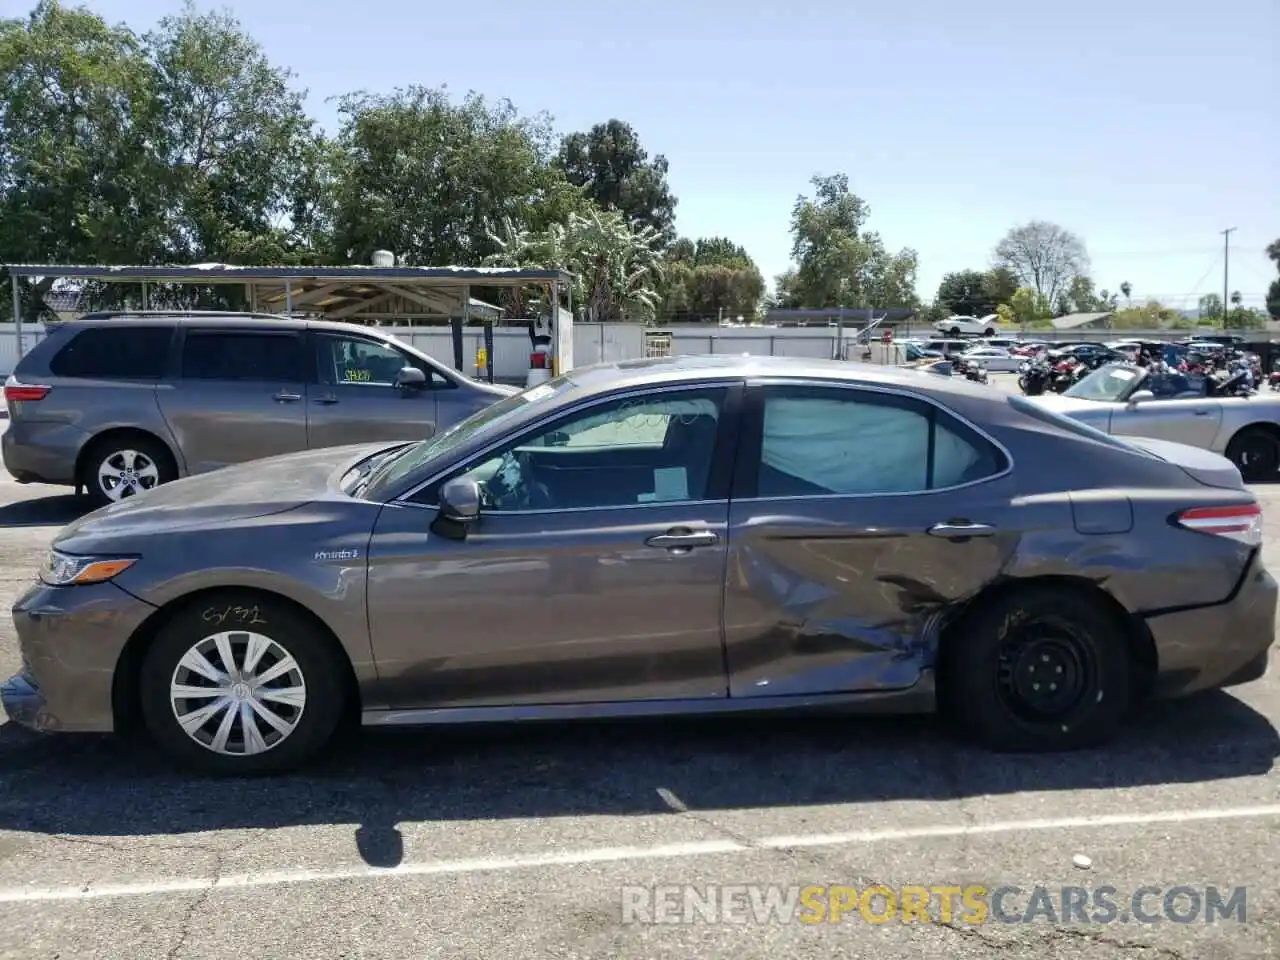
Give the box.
[0,387,1278,960]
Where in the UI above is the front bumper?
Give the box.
[1144,552,1278,698]
[0,673,44,729]
[4,579,158,733]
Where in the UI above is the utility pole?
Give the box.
[1221,227,1236,326]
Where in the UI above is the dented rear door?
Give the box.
[722,380,1025,698]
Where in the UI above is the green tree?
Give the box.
[994,220,1089,305]
[1119,281,1132,306]
[776,173,918,310]
[1198,293,1224,322]
[934,269,996,316]
[983,266,1019,307]
[485,208,665,323]
[139,5,327,305]
[555,119,677,244]
[1009,286,1052,328]
[1267,239,1280,319]
[0,0,161,317]
[659,236,763,322]
[329,85,581,268]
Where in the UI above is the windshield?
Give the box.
[360,376,578,498]
[1063,363,1145,402]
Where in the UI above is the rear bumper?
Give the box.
[1,421,81,486]
[1144,552,1278,698]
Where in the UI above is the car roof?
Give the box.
[558,354,1002,403]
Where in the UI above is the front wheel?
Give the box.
[983,328,995,337]
[1226,427,1280,482]
[138,593,349,774]
[941,586,1131,752]
[947,326,961,337]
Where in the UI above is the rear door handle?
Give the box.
[927,521,996,540]
[273,392,302,403]
[644,530,720,551]
[313,395,340,405]
[1192,409,1211,416]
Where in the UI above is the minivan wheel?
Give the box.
[942,586,1131,752]
[138,594,348,775]
[1225,426,1280,482]
[82,434,176,507]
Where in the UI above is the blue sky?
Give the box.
[5,0,1277,308]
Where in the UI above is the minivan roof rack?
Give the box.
[75,310,289,322]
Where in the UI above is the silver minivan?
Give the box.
[2,312,516,505]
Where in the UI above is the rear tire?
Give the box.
[941,585,1131,752]
[983,328,995,337]
[81,433,177,508]
[1225,426,1280,483]
[948,326,961,337]
[138,592,348,775]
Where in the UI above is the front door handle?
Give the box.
[1192,409,1211,416]
[273,392,302,403]
[927,521,996,540]
[644,529,720,551]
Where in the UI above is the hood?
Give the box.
[55,442,392,550]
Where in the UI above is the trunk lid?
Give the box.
[1122,436,1245,490]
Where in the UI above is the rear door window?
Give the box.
[180,331,306,382]
[48,326,174,380]
[744,385,1007,497]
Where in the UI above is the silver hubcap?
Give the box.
[99,449,160,500]
[169,631,307,757]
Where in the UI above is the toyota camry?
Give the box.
[3,355,1274,774]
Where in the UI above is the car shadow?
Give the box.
[0,690,1274,866]
[0,493,90,529]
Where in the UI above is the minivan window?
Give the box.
[48,326,173,380]
[313,334,451,388]
[181,331,305,382]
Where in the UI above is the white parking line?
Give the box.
[1,803,1278,905]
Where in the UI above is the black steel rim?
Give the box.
[996,619,1097,722]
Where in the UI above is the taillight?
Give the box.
[3,377,50,402]
[1176,503,1263,546]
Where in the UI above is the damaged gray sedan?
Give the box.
[3,355,1276,774]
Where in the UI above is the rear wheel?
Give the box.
[81,433,176,507]
[941,585,1131,752]
[983,328,995,337]
[1225,426,1280,482]
[138,592,348,774]
[948,326,961,337]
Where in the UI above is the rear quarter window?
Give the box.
[47,325,174,380]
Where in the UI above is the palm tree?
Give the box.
[1120,281,1132,307]
[1231,290,1243,307]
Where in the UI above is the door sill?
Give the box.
[361,678,935,727]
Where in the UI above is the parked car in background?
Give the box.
[934,314,999,337]
[960,346,1022,372]
[3,313,516,506]
[923,338,972,357]
[1026,361,1280,480]
[979,337,1022,351]
[4,355,1273,774]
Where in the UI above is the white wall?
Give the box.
[661,326,858,360]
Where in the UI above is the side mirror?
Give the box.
[430,477,481,539]
[396,366,427,391]
[1127,389,1155,407]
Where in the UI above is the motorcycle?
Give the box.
[953,357,989,384]
[1049,358,1079,393]
[1018,358,1051,395]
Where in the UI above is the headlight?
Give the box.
[39,551,136,586]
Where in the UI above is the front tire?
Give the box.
[138,592,349,774]
[1225,426,1280,482]
[941,585,1131,752]
[948,326,961,337]
[983,328,995,337]
[81,433,176,508]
